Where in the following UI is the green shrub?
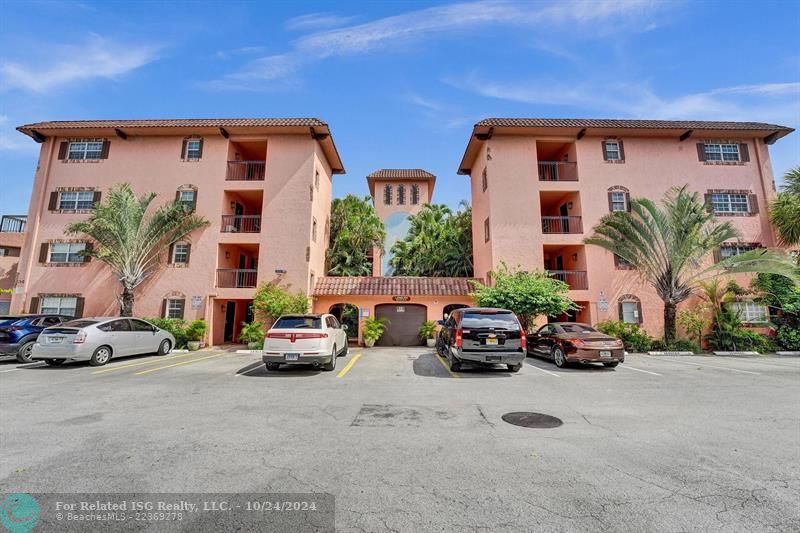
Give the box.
[252,283,308,324]
[185,320,207,342]
[651,338,700,353]
[595,320,653,353]
[239,322,265,344]
[776,325,800,351]
[363,317,388,344]
[418,320,437,340]
[145,317,189,348]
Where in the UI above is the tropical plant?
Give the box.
[390,203,473,277]
[66,183,209,316]
[769,167,800,248]
[677,307,710,349]
[700,279,772,352]
[752,272,800,350]
[327,195,386,276]
[585,185,798,344]
[252,283,308,325]
[418,320,437,340]
[470,266,577,331]
[363,317,388,344]
[185,320,207,342]
[146,317,189,348]
[650,338,700,354]
[595,320,654,353]
[239,321,265,344]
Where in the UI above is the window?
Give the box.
[484,217,490,242]
[704,143,740,162]
[273,316,322,329]
[68,141,104,160]
[178,190,195,205]
[620,302,640,324]
[131,319,155,332]
[711,193,749,214]
[604,140,621,161]
[40,296,77,316]
[411,184,420,205]
[99,319,131,332]
[166,299,184,319]
[720,244,758,260]
[462,311,520,330]
[397,185,406,205]
[186,140,202,159]
[0,247,21,257]
[59,191,95,210]
[312,218,317,242]
[315,170,320,191]
[384,185,392,205]
[49,243,86,263]
[172,243,189,264]
[41,317,62,327]
[482,167,488,192]
[610,191,627,212]
[309,185,314,202]
[730,302,769,323]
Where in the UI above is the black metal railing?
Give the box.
[221,215,261,233]
[541,216,583,234]
[226,161,265,181]
[538,161,578,181]
[547,270,588,290]
[216,269,258,288]
[0,215,27,233]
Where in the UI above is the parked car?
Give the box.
[528,322,625,368]
[0,314,71,363]
[31,317,175,366]
[262,314,348,371]
[436,307,526,373]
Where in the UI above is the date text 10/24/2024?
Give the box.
[54,500,320,513]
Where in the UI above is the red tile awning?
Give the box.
[314,277,480,296]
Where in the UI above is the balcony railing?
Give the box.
[0,215,27,233]
[538,161,578,181]
[221,215,261,233]
[216,269,258,288]
[541,216,583,234]
[548,270,588,290]
[226,161,265,181]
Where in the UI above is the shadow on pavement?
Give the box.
[524,356,617,373]
[235,361,323,378]
[412,353,513,378]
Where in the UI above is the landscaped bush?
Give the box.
[705,325,776,353]
[595,320,653,353]
[145,317,189,348]
[239,322,265,348]
[776,325,800,351]
[651,338,700,353]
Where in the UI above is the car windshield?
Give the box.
[272,317,322,329]
[61,320,98,328]
[558,324,597,334]
[0,317,26,326]
[461,312,519,330]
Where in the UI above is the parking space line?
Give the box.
[525,364,561,377]
[337,353,362,378]
[642,355,761,375]
[235,362,265,376]
[0,367,21,373]
[92,352,198,375]
[434,353,460,378]
[619,365,662,376]
[135,353,227,376]
[0,362,46,373]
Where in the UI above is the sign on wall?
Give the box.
[392,296,410,302]
[598,292,609,313]
[191,296,203,310]
[360,308,370,318]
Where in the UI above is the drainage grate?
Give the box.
[502,412,563,429]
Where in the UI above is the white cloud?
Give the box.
[285,12,357,31]
[0,35,159,92]
[0,116,37,153]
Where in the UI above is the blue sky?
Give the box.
[1,0,799,215]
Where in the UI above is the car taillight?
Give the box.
[567,338,585,348]
[267,332,292,339]
[455,329,463,348]
[73,331,86,344]
[295,333,328,339]
[520,330,527,350]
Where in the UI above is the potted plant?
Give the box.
[185,320,207,351]
[363,317,388,348]
[239,321,265,350]
[419,320,437,348]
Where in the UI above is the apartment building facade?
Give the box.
[12,118,344,345]
[0,215,27,315]
[459,118,794,336]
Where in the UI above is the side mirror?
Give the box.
[152,327,159,334]
[341,324,348,331]
[436,320,445,326]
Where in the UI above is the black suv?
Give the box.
[436,308,526,373]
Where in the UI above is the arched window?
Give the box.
[383,184,392,205]
[397,185,406,205]
[175,185,198,212]
[607,185,630,212]
[617,294,642,324]
[411,184,420,205]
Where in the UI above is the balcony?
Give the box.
[542,216,583,234]
[226,161,265,181]
[538,161,578,181]
[548,270,588,290]
[221,214,261,233]
[216,269,258,288]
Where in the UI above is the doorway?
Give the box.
[224,301,236,343]
[559,204,569,233]
[375,304,427,346]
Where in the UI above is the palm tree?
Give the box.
[769,166,800,248]
[326,195,386,276]
[66,184,209,316]
[585,186,798,343]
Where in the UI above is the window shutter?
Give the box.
[168,243,175,264]
[39,243,49,263]
[618,139,626,161]
[625,192,631,212]
[305,246,310,262]
[175,191,181,203]
[696,143,706,161]
[191,190,197,211]
[703,193,713,213]
[161,299,167,318]
[58,141,69,160]
[48,191,59,211]
[180,139,187,159]
[74,297,85,318]
[197,139,204,158]
[636,301,643,323]
[83,242,93,263]
[185,243,191,264]
[176,299,185,320]
[100,140,110,159]
[618,302,624,321]
[601,141,609,161]
[739,143,750,162]
[713,248,721,264]
[29,297,40,314]
[748,194,759,214]
[92,191,101,206]
[607,192,614,212]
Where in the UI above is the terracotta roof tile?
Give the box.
[475,118,793,131]
[18,117,327,132]
[366,169,436,179]
[314,277,479,296]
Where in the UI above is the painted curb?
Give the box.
[713,351,760,356]
[776,351,800,356]
[648,351,694,356]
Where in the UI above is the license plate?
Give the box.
[486,355,501,362]
[284,353,300,361]
[486,338,498,345]
[48,337,64,344]
[600,350,612,357]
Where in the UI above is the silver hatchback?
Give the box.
[32,317,175,366]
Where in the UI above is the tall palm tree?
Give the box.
[66,183,209,316]
[326,195,386,276]
[585,186,798,343]
[769,166,800,248]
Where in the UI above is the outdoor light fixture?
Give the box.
[225,251,230,259]
[275,268,287,274]
[230,201,236,209]
[567,202,574,209]
[572,253,578,261]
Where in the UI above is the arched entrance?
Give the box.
[375,303,427,346]
[442,303,469,320]
[329,303,359,341]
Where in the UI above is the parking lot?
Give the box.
[1,347,799,532]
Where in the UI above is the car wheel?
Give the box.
[603,362,619,368]
[323,346,336,371]
[265,362,280,371]
[16,341,35,363]
[89,346,112,366]
[340,343,348,357]
[448,351,461,373]
[552,346,567,368]
[507,363,522,373]
[45,359,65,366]
[157,339,172,355]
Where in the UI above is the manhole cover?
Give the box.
[502,412,563,429]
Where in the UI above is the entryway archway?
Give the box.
[329,303,359,342]
[375,303,427,346]
[442,303,469,320]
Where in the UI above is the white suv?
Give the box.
[262,314,348,371]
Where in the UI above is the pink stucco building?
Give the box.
[12,118,344,345]
[459,118,794,336]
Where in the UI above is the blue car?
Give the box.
[0,315,71,363]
